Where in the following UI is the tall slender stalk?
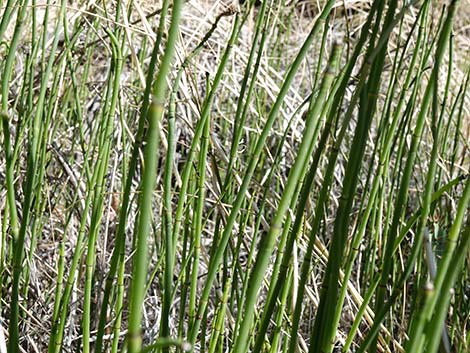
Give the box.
[126,0,183,352]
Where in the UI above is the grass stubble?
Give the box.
[1,0,470,352]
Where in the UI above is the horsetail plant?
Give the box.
[1,0,470,352]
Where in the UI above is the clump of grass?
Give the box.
[1,0,470,353]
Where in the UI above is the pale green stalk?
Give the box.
[126,0,183,351]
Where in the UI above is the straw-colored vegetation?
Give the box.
[1,0,470,352]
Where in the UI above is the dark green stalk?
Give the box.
[0,0,17,43]
[314,1,400,351]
